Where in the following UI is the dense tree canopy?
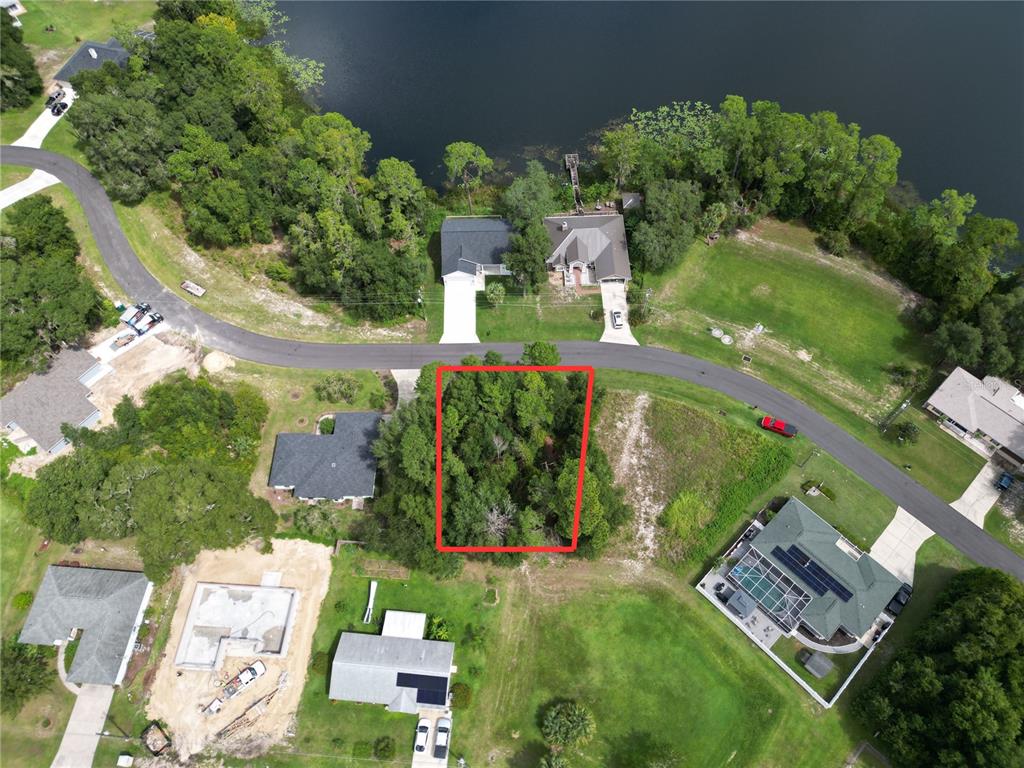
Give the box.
[855,568,1024,768]
[501,160,558,287]
[0,198,105,375]
[0,640,53,715]
[65,1,431,324]
[0,13,42,110]
[365,344,629,576]
[444,141,493,214]
[25,378,275,581]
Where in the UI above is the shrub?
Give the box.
[314,373,359,404]
[484,588,498,605]
[264,260,294,283]
[369,390,387,411]
[11,591,33,610]
[293,502,344,539]
[373,736,395,759]
[310,650,329,675]
[331,736,346,749]
[426,615,451,641]
[660,490,711,543]
[319,416,335,435]
[485,281,506,306]
[541,700,596,748]
[136,623,151,642]
[1,640,53,715]
[816,228,851,256]
[450,682,472,709]
[333,599,347,614]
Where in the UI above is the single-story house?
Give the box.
[440,216,514,290]
[0,348,109,454]
[54,38,129,87]
[19,566,153,686]
[329,610,456,714]
[726,498,902,642]
[924,367,1024,467]
[543,213,632,287]
[268,411,382,501]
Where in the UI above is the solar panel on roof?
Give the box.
[772,546,827,595]
[773,545,854,603]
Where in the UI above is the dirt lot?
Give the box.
[146,539,332,761]
[90,332,200,426]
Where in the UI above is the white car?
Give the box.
[433,717,451,759]
[133,312,163,334]
[414,718,431,753]
[610,310,624,329]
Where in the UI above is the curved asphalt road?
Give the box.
[4,145,1023,581]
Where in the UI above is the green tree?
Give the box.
[342,240,421,322]
[373,157,426,240]
[855,568,1024,768]
[25,449,113,543]
[0,13,42,110]
[933,320,984,369]
[600,124,643,189]
[541,700,597,749]
[444,141,493,213]
[485,281,506,306]
[1,198,104,373]
[631,179,702,272]
[504,223,550,288]
[502,160,557,228]
[0,640,54,715]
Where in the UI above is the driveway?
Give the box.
[869,507,934,584]
[0,169,60,210]
[411,708,451,768]
[950,461,1002,526]
[439,278,479,344]
[50,683,114,768]
[599,282,638,345]
[12,86,75,149]
[3,145,1024,583]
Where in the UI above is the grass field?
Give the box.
[475,277,603,343]
[985,501,1024,558]
[776,636,865,700]
[0,164,32,187]
[622,222,984,502]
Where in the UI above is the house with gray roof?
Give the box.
[727,498,902,642]
[0,348,108,454]
[925,367,1024,467]
[268,412,382,501]
[329,610,455,714]
[440,217,514,288]
[544,213,632,287]
[54,38,130,86]
[19,566,153,686]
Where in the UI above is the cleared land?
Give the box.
[146,539,332,761]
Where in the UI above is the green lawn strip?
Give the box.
[245,546,496,766]
[774,635,865,701]
[113,195,429,344]
[1,164,33,187]
[40,118,88,166]
[0,92,47,145]
[476,277,603,343]
[208,362,387,500]
[984,502,1024,558]
[0,673,75,768]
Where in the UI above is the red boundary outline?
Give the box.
[435,365,596,553]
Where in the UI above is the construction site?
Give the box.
[146,539,332,760]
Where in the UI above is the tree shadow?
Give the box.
[606,730,681,768]
[427,230,442,283]
[507,740,548,768]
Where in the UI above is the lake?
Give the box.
[282,1,1024,234]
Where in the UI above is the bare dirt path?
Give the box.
[146,539,331,761]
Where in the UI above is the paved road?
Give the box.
[4,145,1023,581]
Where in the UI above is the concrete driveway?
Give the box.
[599,282,638,345]
[51,683,114,768]
[13,86,76,149]
[869,507,934,584]
[950,461,1002,526]
[439,278,479,344]
[0,169,60,210]
[411,708,451,767]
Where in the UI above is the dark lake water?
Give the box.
[282,1,1024,234]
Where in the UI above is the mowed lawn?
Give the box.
[456,581,866,767]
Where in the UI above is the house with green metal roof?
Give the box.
[727,497,902,642]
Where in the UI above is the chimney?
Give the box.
[88,47,98,59]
